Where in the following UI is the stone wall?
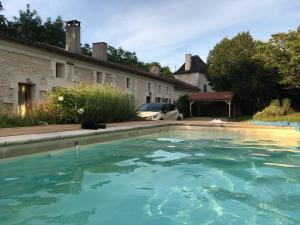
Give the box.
[0,39,191,113]
[174,72,213,92]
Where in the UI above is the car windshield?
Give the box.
[137,103,164,112]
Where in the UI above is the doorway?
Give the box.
[18,83,33,117]
[146,96,151,103]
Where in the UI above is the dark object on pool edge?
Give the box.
[81,120,107,130]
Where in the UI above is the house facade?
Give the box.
[173,54,213,92]
[0,20,198,115]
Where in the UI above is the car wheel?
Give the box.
[160,118,164,120]
[177,116,181,121]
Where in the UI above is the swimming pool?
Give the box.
[1,127,300,225]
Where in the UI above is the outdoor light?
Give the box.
[77,108,84,114]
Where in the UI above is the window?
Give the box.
[137,103,164,112]
[104,73,113,85]
[146,96,151,103]
[162,104,170,113]
[39,91,47,99]
[169,104,176,111]
[158,85,161,93]
[56,62,65,78]
[203,84,207,92]
[126,78,131,88]
[147,83,151,92]
[156,97,161,102]
[96,72,103,84]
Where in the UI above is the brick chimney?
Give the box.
[92,42,107,61]
[185,54,192,71]
[149,65,161,75]
[66,20,81,54]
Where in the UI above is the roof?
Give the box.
[189,91,234,101]
[174,55,207,75]
[0,32,199,91]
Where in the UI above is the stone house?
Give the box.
[0,20,200,115]
[174,54,213,92]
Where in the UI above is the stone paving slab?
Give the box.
[0,121,156,137]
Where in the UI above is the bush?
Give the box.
[175,95,190,118]
[0,112,32,128]
[0,84,137,128]
[26,101,60,125]
[0,102,59,128]
[253,98,293,120]
[48,84,137,123]
[282,98,291,115]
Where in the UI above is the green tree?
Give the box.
[107,45,146,68]
[43,16,65,48]
[160,66,172,77]
[146,62,173,77]
[0,1,7,32]
[255,27,300,89]
[0,2,174,76]
[81,43,92,56]
[8,4,44,41]
[207,32,280,111]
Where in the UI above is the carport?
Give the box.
[189,91,234,118]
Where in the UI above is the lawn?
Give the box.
[229,113,300,123]
[252,112,300,123]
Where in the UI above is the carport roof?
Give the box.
[189,91,234,101]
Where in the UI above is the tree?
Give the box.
[81,43,92,56]
[107,45,146,69]
[145,62,173,77]
[255,27,300,89]
[8,4,44,41]
[160,66,172,77]
[207,32,280,111]
[43,16,65,48]
[0,1,7,32]
[0,2,174,76]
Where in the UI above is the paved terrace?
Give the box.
[0,119,294,141]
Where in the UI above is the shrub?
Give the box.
[253,98,293,120]
[48,84,137,123]
[282,98,291,115]
[175,95,190,118]
[26,101,60,125]
[0,101,59,128]
[0,84,137,128]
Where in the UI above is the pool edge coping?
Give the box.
[0,122,298,159]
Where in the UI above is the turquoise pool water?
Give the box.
[1,127,300,225]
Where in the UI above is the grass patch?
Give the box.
[0,84,138,128]
[252,112,300,123]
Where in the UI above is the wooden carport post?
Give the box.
[190,100,194,117]
[225,100,231,118]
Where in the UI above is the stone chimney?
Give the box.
[66,20,81,54]
[149,65,161,75]
[92,42,107,61]
[185,54,192,71]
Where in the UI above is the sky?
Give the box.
[1,0,300,71]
